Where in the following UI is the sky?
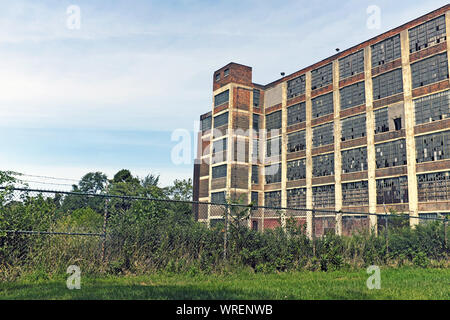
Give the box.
[0,0,448,189]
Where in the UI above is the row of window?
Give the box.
[213,170,450,206]
[204,88,448,136]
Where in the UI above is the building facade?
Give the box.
[193,5,450,233]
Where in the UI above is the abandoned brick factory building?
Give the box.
[193,5,450,234]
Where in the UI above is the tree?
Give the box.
[78,172,108,194]
[164,178,193,201]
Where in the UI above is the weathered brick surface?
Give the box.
[376,204,409,214]
[409,41,447,63]
[287,122,306,133]
[213,63,252,91]
[264,183,282,191]
[230,164,249,189]
[199,179,209,198]
[233,87,251,111]
[341,136,367,150]
[341,171,368,182]
[340,104,366,119]
[418,202,450,211]
[375,165,408,178]
[312,176,335,185]
[286,94,306,106]
[414,118,450,135]
[371,58,402,77]
[286,179,307,188]
[311,84,333,98]
[213,103,228,114]
[412,80,450,98]
[373,93,404,109]
[416,159,450,173]
[311,114,334,127]
[339,72,365,88]
[265,103,282,114]
[312,145,334,156]
[211,177,226,190]
[287,150,307,161]
[374,129,406,143]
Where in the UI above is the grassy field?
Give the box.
[0,267,449,300]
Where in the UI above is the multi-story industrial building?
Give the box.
[193,5,450,233]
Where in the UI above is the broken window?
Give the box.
[342,146,368,173]
[341,113,366,141]
[313,153,334,177]
[212,164,227,179]
[340,81,365,110]
[253,114,260,130]
[312,185,335,208]
[374,107,389,134]
[287,158,306,181]
[251,191,259,206]
[265,191,281,207]
[287,102,306,125]
[287,130,306,153]
[312,92,334,118]
[411,52,449,89]
[417,171,450,202]
[265,163,281,184]
[342,181,369,206]
[266,110,282,131]
[287,188,307,208]
[339,49,364,79]
[253,89,261,107]
[213,112,228,128]
[372,68,403,100]
[415,130,450,163]
[252,139,259,161]
[371,34,401,66]
[414,90,450,125]
[311,63,333,90]
[409,15,446,53]
[214,90,229,106]
[287,74,306,99]
[211,191,226,203]
[251,165,259,184]
[375,139,407,168]
[266,136,281,158]
[212,138,227,154]
[313,122,334,147]
[201,116,212,131]
[376,176,408,204]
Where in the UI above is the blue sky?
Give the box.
[0,0,447,189]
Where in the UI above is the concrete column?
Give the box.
[226,84,235,202]
[281,81,288,230]
[446,11,450,80]
[400,30,419,227]
[305,71,313,239]
[248,90,254,229]
[332,60,343,235]
[364,46,378,233]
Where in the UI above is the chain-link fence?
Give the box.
[0,187,448,275]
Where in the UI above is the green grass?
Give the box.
[1,267,449,300]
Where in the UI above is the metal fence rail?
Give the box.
[0,187,448,265]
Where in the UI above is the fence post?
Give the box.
[385,214,389,256]
[444,216,448,250]
[101,197,109,262]
[223,203,229,261]
[312,208,316,257]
